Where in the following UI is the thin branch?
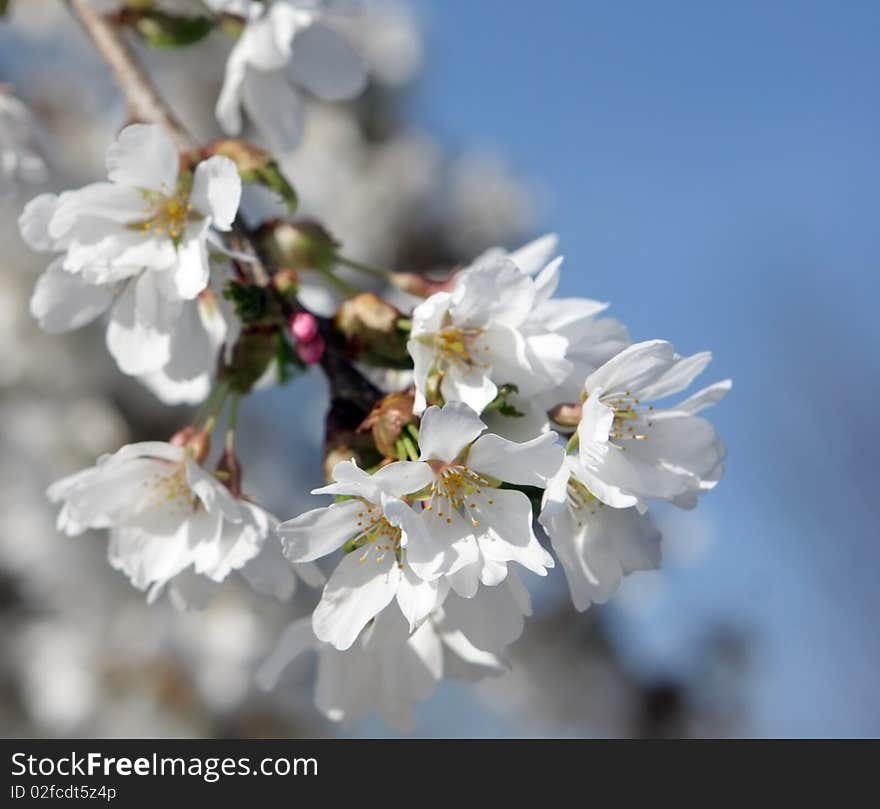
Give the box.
[66,0,194,151]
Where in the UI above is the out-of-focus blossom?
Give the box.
[257,604,505,731]
[216,0,368,153]
[0,91,48,193]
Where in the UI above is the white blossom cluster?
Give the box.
[7,0,731,732]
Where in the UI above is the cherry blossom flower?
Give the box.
[410,402,562,596]
[216,0,368,153]
[18,124,241,395]
[278,458,447,649]
[46,441,311,602]
[407,248,572,416]
[576,340,731,511]
[475,235,631,441]
[539,454,661,611]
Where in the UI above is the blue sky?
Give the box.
[405,0,880,736]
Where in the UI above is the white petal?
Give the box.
[185,458,241,520]
[191,505,264,582]
[577,388,615,447]
[105,124,179,192]
[278,499,362,562]
[311,459,379,501]
[440,579,527,654]
[239,535,299,601]
[541,486,661,611]
[18,193,59,250]
[105,274,179,375]
[371,461,434,497]
[440,630,506,680]
[167,571,219,612]
[638,351,713,402]
[447,557,481,598]
[30,258,113,334]
[242,68,305,153]
[410,290,452,337]
[396,566,442,630]
[408,339,434,414]
[162,220,210,300]
[585,339,675,399]
[190,155,241,230]
[384,497,446,580]
[451,256,534,328]
[49,183,148,240]
[137,296,222,405]
[674,379,732,414]
[417,401,486,462]
[467,430,563,487]
[215,38,248,135]
[508,233,558,276]
[288,21,367,101]
[255,618,317,690]
[625,411,726,491]
[473,488,554,576]
[312,550,402,650]
[108,521,193,594]
[530,255,563,304]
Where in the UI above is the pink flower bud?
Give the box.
[289,311,319,342]
[297,334,325,365]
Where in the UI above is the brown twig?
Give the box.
[67,0,194,151]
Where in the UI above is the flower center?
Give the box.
[350,502,404,568]
[587,389,656,445]
[130,188,194,242]
[424,465,497,529]
[143,464,196,517]
[566,475,601,517]
[432,325,488,371]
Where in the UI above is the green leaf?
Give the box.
[241,161,298,214]
[483,383,525,418]
[133,12,214,50]
[223,280,267,323]
[275,330,305,385]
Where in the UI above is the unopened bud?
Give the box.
[549,402,583,428]
[336,292,398,335]
[389,270,458,298]
[203,140,297,211]
[358,391,417,458]
[273,268,299,298]
[204,139,270,173]
[323,444,358,483]
[257,220,337,272]
[335,293,409,366]
[288,311,319,342]
[297,333,326,365]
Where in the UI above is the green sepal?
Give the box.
[131,12,214,49]
[483,383,525,418]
